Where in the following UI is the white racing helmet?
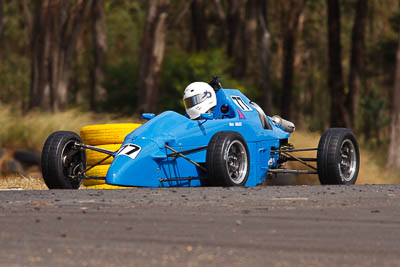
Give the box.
[183,82,217,119]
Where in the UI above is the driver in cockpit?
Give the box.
[183,82,217,120]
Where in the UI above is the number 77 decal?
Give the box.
[116,144,142,159]
[231,96,252,111]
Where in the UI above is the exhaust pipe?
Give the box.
[271,115,295,133]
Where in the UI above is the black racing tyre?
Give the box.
[206,131,250,186]
[41,131,86,189]
[317,128,360,185]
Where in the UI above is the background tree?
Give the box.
[190,0,207,51]
[346,0,368,128]
[279,0,306,121]
[226,0,264,79]
[257,0,272,114]
[0,0,4,61]
[29,0,91,111]
[387,37,400,169]
[137,0,171,113]
[326,0,349,127]
[90,0,107,110]
[242,0,258,78]
[226,0,246,77]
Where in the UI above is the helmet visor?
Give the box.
[184,92,210,109]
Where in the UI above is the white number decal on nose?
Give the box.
[117,144,142,159]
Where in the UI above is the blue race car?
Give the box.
[41,77,360,189]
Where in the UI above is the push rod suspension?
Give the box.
[281,151,318,171]
[73,142,117,177]
[167,145,208,157]
[75,143,115,155]
[83,176,106,180]
[286,157,317,162]
[165,144,207,173]
[268,169,318,174]
[159,177,207,182]
[273,148,318,153]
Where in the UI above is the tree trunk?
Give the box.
[346,0,368,128]
[257,0,272,114]
[227,0,260,78]
[0,0,3,63]
[190,0,206,51]
[326,0,350,127]
[226,0,242,59]
[226,0,247,78]
[29,0,51,110]
[0,0,4,44]
[29,0,91,112]
[213,0,226,22]
[242,0,258,77]
[387,37,400,169]
[280,0,305,121]
[137,0,170,113]
[90,0,107,110]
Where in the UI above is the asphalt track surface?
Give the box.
[0,184,399,266]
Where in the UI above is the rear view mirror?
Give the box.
[200,113,213,120]
[142,113,155,120]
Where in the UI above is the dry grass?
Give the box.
[0,105,140,189]
[0,174,101,190]
[0,105,140,150]
[0,175,47,190]
[0,105,398,189]
[288,130,400,185]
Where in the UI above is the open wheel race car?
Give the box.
[41,77,360,189]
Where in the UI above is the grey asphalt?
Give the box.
[0,184,399,266]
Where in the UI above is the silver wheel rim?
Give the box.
[225,140,248,184]
[338,139,357,182]
[61,140,83,184]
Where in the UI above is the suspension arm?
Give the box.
[167,145,208,157]
[268,169,318,174]
[286,157,317,162]
[74,143,115,155]
[165,144,207,173]
[273,148,318,153]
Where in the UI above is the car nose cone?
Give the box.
[106,139,164,187]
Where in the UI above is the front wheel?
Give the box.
[317,128,360,185]
[206,131,250,186]
[41,131,86,189]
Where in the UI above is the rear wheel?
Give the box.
[41,131,86,189]
[206,131,250,186]
[317,128,359,185]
